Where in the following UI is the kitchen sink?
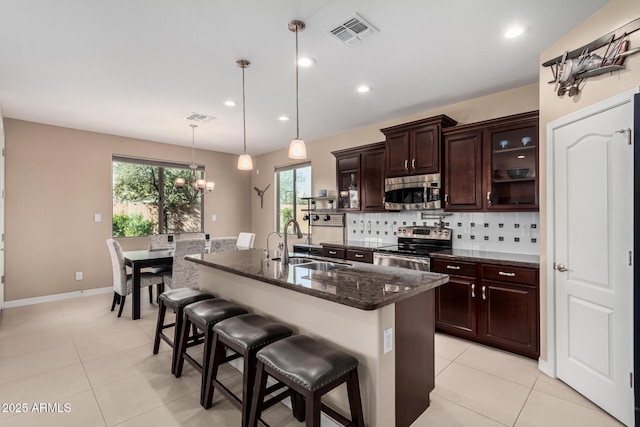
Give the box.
[292,261,350,271]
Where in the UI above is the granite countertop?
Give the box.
[429,249,540,268]
[320,240,391,251]
[186,249,449,311]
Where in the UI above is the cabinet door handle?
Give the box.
[411,158,416,169]
[404,159,408,170]
[471,284,475,298]
[446,265,461,270]
[487,191,492,207]
[328,250,337,255]
[444,193,449,204]
[498,271,516,277]
[482,285,486,300]
[354,253,364,258]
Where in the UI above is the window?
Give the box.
[112,156,205,237]
[276,162,311,234]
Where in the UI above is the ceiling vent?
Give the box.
[328,13,378,46]
[184,112,215,123]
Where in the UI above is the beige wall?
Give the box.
[4,119,251,301]
[538,0,640,362]
[251,83,540,247]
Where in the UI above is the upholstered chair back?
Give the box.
[148,234,174,250]
[165,238,206,289]
[106,239,129,296]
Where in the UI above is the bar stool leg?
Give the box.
[346,370,365,427]
[203,332,226,409]
[248,361,269,427]
[199,326,215,406]
[174,314,192,378]
[305,391,321,427]
[291,392,306,422]
[241,349,258,427]
[152,299,167,354]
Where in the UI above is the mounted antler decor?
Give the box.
[253,184,270,209]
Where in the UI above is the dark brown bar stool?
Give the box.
[174,299,249,405]
[248,335,365,427]
[203,313,293,426]
[153,288,215,374]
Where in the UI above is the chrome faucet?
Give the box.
[282,218,303,265]
[266,231,281,259]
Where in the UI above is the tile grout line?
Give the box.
[431,393,512,427]
[57,299,109,427]
[510,371,539,426]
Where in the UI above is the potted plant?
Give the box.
[328,199,334,209]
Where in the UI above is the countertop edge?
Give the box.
[186,255,450,310]
[429,251,540,268]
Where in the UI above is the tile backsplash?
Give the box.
[346,211,539,255]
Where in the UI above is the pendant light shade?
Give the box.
[236,59,253,170]
[237,154,253,170]
[288,20,307,160]
[288,139,307,159]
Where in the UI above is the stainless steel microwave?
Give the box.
[384,173,441,210]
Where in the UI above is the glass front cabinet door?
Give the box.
[486,116,539,210]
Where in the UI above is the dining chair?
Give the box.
[145,234,174,283]
[236,232,256,250]
[209,237,238,254]
[177,232,205,241]
[148,233,174,250]
[163,238,206,290]
[106,239,164,318]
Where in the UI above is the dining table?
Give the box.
[123,249,173,320]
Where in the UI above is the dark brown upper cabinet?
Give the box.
[332,142,386,212]
[380,115,457,178]
[443,111,539,212]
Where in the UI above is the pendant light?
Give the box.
[287,20,307,160]
[236,59,253,170]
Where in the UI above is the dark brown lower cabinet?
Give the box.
[433,258,539,359]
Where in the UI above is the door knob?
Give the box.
[554,263,567,272]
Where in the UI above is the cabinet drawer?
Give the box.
[432,259,476,277]
[322,247,346,259]
[482,264,537,286]
[346,249,373,263]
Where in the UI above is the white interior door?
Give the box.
[0,105,4,311]
[551,91,635,426]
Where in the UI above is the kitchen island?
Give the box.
[186,248,449,427]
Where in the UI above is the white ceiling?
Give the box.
[0,0,609,156]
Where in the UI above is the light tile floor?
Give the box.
[0,293,625,427]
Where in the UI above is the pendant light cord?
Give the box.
[242,65,247,155]
[295,26,300,140]
[191,124,197,167]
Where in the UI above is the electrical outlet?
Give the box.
[383,328,393,353]
[75,272,83,281]
[211,214,217,221]
[463,226,471,234]
[522,226,531,237]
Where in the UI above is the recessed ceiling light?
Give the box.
[298,56,316,67]
[504,26,525,39]
[224,100,236,107]
[356,85,372,93]
[278,115,291,121]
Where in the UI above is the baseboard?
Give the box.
[538,358,555,378]
[2,286,112,309]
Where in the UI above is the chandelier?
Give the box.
[174,124,215,195]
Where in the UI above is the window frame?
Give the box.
[275,161,311,235]
[112,155,205,236]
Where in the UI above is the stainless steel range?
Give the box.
[373,225,452,271]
